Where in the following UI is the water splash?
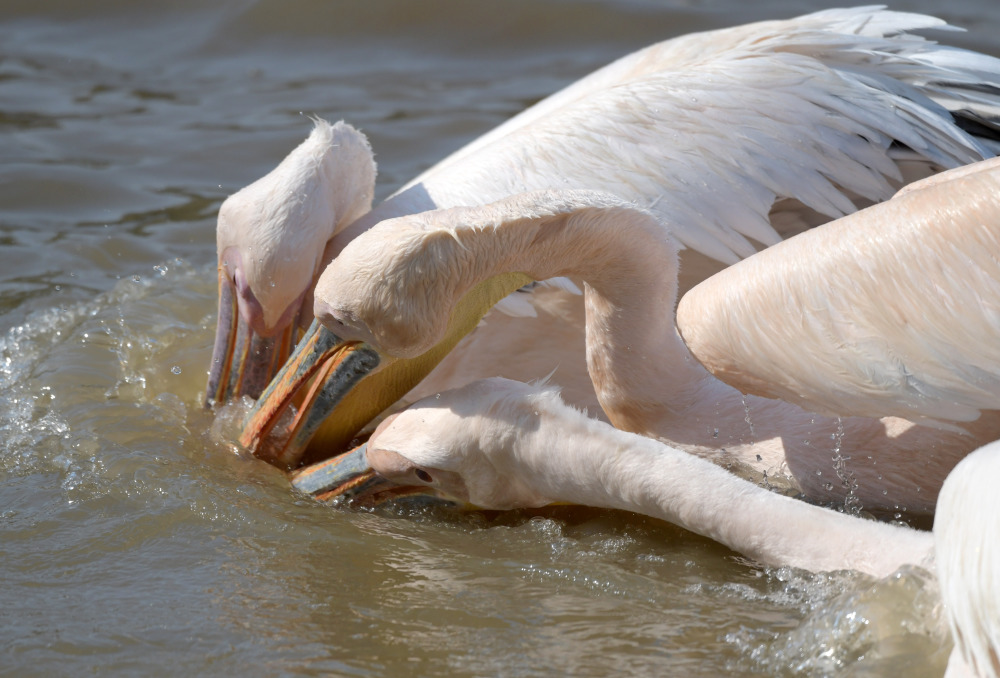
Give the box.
[725,565,948,676]
[830,417,861,516]
[0,261,213,502]
[741,394,756,445]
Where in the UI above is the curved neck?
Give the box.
[419,192,699,430]
[517,396,933,578]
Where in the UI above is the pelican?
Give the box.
[254,155,1000,516]
[215,7,1000,440]
[291,377,998,678]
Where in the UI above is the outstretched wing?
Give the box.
[676,157,1000,426]
[416,6,1000,266]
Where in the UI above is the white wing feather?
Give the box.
[676,157,1000,426]
[413,7,1000,269]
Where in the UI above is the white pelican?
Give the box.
[291,378,998,677]
[217,7,1000,443]
[267,155,1000,517]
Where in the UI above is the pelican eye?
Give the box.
[415,469,433,483]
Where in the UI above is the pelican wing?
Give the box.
[415,7,1000,266]
[676,158,1000,425]
[413,6,984,184]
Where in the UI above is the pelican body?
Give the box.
[935,442,1000,678]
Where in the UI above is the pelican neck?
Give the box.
[517,405,934,578]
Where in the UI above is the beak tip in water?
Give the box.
[206,269,299,409]
[237,320,384,469]
[289,443,450,508]
[289,443,374,497]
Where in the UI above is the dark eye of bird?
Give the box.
[415,469,433,483]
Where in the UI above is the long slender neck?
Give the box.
[516,397,934,578]
[326,132,585,266]
[426,193,703,431]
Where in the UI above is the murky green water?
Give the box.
[3,1,997,675]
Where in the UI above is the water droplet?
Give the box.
[54,285,61,291]
[712,427,719,438]
[741,395,755,444]
[823,482,834,491]
[153,264,168,276]
[131,274,141,283]
[171,366,182,375]
[829,418,860,516]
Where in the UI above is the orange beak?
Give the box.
[239,319,380,469]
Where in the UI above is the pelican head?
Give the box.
[289,378,561,510]
[205,119,376,406]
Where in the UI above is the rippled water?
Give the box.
[3,1,998,675]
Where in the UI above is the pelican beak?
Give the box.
[289,443,386,501]
[238,319,382,468]
[291,443,457,506]
[239,272,535,470]
[204,268,298,407]
[289,443,435,504]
